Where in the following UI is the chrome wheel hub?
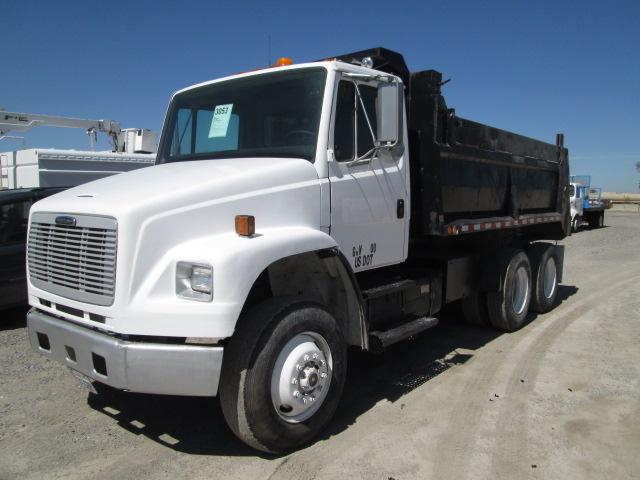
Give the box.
[512,266,530,315]
[542,257,557,299]
[271,332,332,423]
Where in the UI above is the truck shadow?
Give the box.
[577,225,610,233]
[86,284,578,458]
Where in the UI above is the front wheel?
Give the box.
[219,297,347,453]
[571,215,581,233]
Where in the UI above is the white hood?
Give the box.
[35,157,319,218]
[32,156,323,303]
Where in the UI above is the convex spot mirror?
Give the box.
[376,82,402,146]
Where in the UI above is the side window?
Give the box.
[0,200,31,244]
[356,85,378,157]
[333,81,378,162]
[333,81,355,161]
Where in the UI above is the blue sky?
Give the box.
[2,0,639,192]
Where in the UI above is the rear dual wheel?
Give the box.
[461,292,490,326]
[529,243,560,314]
[487,250,532,331]
[474,246,559,331]
[589,213,605,229]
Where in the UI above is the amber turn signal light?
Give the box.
[276,57,293,66]
[235,215,255,236]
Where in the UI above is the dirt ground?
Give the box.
[1,211,639,480]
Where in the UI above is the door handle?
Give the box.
[397,199,405,219]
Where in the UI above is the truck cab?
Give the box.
[569,182,584,231]
[25,48,568,453]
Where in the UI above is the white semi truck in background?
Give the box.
[25,48,570,453]
[569,174,605,231]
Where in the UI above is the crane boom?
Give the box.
[0,110,122,150]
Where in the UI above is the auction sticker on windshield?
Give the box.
[209,104,234,138]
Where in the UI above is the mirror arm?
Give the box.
[343,72,395,83]
[347,147,377,167]
[353,82,378,147]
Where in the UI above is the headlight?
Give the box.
[176,262,213,302]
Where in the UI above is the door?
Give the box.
[328,77,408,273]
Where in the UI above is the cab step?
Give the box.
[369,316,438,352]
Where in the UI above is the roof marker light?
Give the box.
[276,57,293,66]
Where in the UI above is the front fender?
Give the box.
[124,227,338,338]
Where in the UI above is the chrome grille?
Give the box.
[27,213,117,306]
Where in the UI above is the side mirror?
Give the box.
[376,82,402,146]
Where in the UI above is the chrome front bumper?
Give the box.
[27,309,224,397]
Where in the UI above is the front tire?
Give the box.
[219,297,347,453]
[487,250,532,331]
[571,215,581,232]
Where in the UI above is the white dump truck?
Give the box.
[25,48,570,453]
[569,174,605,231]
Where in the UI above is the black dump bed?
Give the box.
[335,48,570,241]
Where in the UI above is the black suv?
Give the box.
[0,187,66,309]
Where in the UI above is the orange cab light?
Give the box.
[235,215,255,237]
[276,57,293,66]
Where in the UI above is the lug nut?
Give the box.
[304,354,310,361]
[312,353,319,359]
[320,372,327,378]
[302,397,308,404]
[293,390,300,398]
[296,364,302,371]
[291,378,298,385]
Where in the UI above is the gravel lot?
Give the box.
[1,211,639,480]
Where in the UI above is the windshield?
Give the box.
[158,68,327,163]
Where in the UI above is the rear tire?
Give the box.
[219,297,347,454]
[461,292,490,326]
[487,250,532,332]
[529,244,559,313]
